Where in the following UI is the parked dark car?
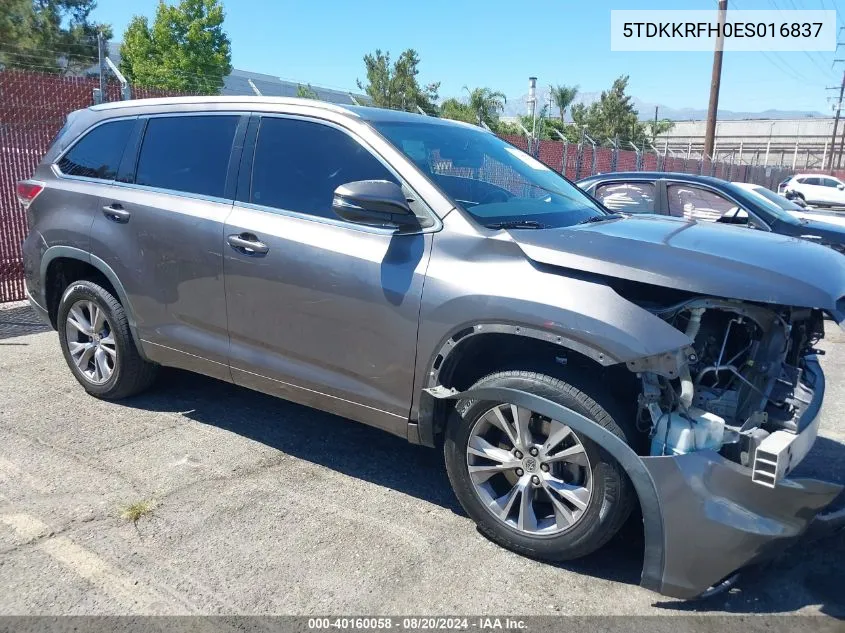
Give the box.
[577,171,845,252]
[18,98,845,600]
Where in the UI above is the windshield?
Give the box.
[372,121,606,228]
[739,184,802,224]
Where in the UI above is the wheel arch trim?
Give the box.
[425,322,619,388]
[40,246,146,358]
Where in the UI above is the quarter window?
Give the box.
[594,181,655,213]
[136,115,239,198]
[250,117,398,219]
[57,119,134,180]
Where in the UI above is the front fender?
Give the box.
[427,386,843,599]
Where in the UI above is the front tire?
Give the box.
[444,370,635,562]
[57,280,158,399]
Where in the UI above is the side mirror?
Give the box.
[837,184,844,190]
[332,180,417,229]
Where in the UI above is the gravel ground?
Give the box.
[0,301,843,618]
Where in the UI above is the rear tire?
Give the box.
[57,280,158,399]
[444,370,635,562]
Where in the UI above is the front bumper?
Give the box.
[429,379,844,599]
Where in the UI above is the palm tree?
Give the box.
[551,84,579,122]
[463,86,507,128]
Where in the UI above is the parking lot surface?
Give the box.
[0,302,843,618]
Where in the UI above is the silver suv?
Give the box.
[18,97,845,599]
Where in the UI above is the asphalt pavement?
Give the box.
[0,301,843,618]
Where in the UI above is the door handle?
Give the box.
[102,204,131,223]
[227,233,269,256]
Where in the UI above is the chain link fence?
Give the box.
[501,135,793,191]
[0,69,191,302]
[0,69,800,303]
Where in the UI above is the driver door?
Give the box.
[223,115,433,433]
[666,183,756,226]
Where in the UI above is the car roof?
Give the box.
[792,173,839,179]
[576,171,732,187]
[89,95,481,129]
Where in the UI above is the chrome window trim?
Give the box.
[233,199,439,236]
[108,181,235,206]
[52,115,138,183]
[246,112,442,233]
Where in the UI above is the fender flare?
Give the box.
[425,385,667,595]
[40,246,147,358]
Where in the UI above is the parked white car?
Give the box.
[733,182,845,228]
[782,174,845,207]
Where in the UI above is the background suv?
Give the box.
[19,96,845,600]
[783,173,845,207]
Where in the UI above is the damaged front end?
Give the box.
[628,296,844,598]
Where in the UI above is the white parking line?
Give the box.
[0,512,188,613]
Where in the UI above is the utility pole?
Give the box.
[97,31,106,97]
[703,0,727,160]
[827,70,845,172]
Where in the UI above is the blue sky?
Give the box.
[92,0,842,114]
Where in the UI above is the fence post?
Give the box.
[561,142,568,176]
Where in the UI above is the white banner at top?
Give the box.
[610,10,836,52]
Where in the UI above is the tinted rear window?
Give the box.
[57,119,134,180]
[136,115,239,198]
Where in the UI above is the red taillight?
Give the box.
[16,181,44,208]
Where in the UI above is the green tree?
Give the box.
[357,48,439,114]
[439,97,476,124]
[0,0,111,74]
[570,76,645,145]
[120,0,232,94]
[464,86,506,128]
[296,83,318,99]
[550,84,579,122]
[645,118,675,142]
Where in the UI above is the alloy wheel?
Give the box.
[466,403,592,535]
[65,300,117,385]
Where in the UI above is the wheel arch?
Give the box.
[41,246,145,357]
[411,322,639,448]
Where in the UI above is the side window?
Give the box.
[822,178,841,188]
[251,117,398,219]
[594,181,655,213]
[667,185,743,223]
[804,177,821,186]
[57,119,134,180]
[136,115,239,198]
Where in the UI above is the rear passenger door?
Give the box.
[89,112,247,381]
[223,115,433,433]
[48,118,136,253]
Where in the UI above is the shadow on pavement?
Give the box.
[0,302,51,341]
[125,367,844,616]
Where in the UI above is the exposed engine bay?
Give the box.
[629,297,827,487]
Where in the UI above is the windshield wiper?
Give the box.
[575,213,624,225]
[485,220,546,230]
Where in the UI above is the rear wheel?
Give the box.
[444,370,635,561]
[57,281,158,399]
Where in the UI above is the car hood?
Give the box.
[510,214,845,321]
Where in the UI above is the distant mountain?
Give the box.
[501,87,825,121]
